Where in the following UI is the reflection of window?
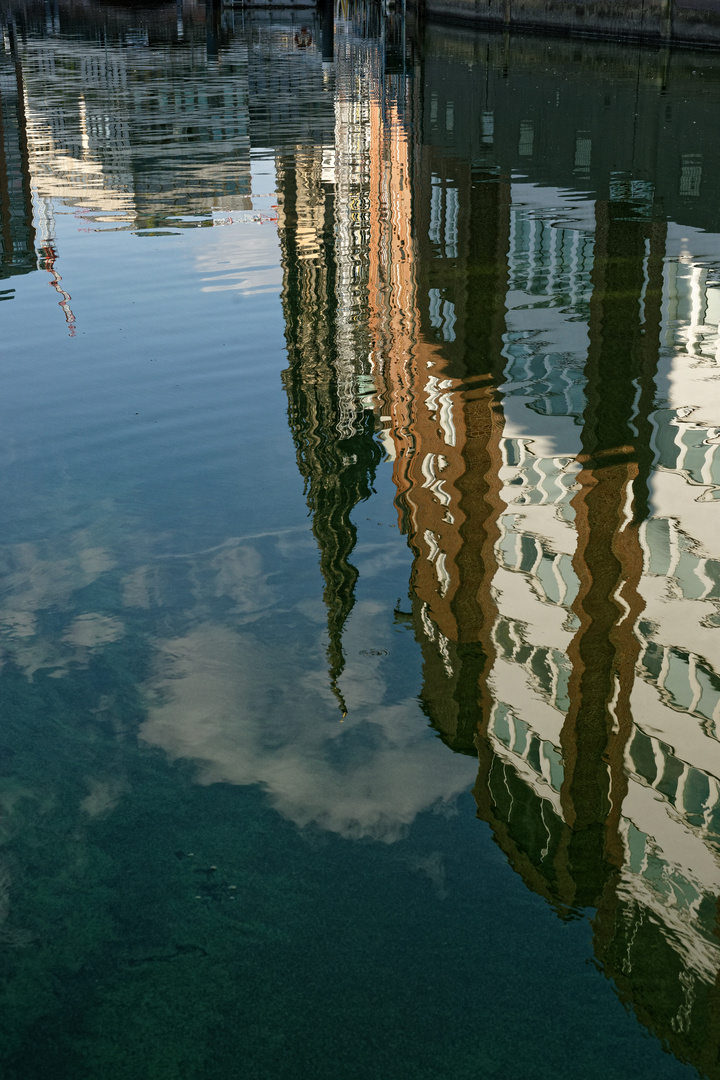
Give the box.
[444,187,458,259]
[427,290,456,343]
[441,300,456,342]
[574,134,591,169]
[429,178,442,247]
[482,111,494,145]
[429,287,443,329]
[680,155,702,198]
[445,100,454,133]
[429,93,438,126]
[428,178,458,259]
[518,121,534,157]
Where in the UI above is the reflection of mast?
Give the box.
[278,147,381,714]
[40,240,76,334]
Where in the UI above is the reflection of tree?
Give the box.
[278,149,381,713]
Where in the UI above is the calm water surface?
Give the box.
[2,2,720,1076]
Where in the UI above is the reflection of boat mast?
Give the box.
[38,199,76,335]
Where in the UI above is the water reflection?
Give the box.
[276,15,720,1072]
[4,0,720,1074]
[400,27,720,1075]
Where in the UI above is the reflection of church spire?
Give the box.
[277,148,381,714]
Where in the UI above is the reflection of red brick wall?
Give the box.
[368,94,511,649]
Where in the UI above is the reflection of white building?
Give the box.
[476,194,720,998]
[17,34,252,229]
[405,171,720,1018]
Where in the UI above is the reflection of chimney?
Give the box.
[205,0,221,62]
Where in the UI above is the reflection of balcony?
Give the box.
[496,521,579,608]
[652,413,720,491]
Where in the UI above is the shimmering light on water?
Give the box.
[2,2,720,1076]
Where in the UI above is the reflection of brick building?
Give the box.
[370,99,511,749]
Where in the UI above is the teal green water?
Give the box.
[2,2,720,1076]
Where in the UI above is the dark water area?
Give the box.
[2,1,720,1076]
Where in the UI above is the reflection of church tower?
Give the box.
[277,145,381,713]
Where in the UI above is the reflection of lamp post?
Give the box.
[661,0,674,42]
[321,0,334,66]
[206,0,221,62]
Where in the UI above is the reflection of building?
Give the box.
[23,39,252,227]
[6,1,720,1069]
[10,11,253,230]
[275,7,419,713]
[273,40,720,1067]
[0,54,35,279]
[395,29,720,1074]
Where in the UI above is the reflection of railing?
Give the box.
[507,212,594,307]
[495,518,579,607]
[489,700,564,794]
[499,439,580,506]
[638,639,720,737]
[504,344,587,419]
[493,616,572,712]
[626,725,720,843]
[640,517,720,600]
[650,414,720,492]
